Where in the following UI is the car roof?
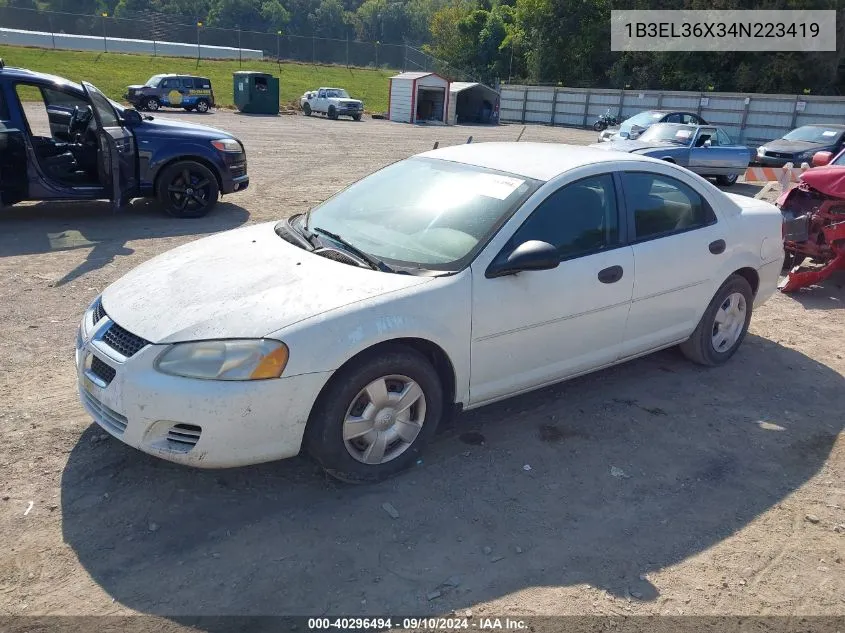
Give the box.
[418,142,667,182]
[797,123,845,129]
[0,65,82,91]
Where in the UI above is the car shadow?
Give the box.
[0,199,249,286]
[60,334,844,625]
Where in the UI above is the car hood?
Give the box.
[101,222,432,344]
[765,139,833,153]
[591,139,679,153]
[332,98,362,105]
[132,116,235,141]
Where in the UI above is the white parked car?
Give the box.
[75,143,784,482]
[300,87,363,120]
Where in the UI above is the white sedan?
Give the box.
[75,143,784,482]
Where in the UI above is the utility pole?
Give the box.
[101,12,108,52]
[196,21,202,65]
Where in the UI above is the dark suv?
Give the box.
[0,61,247,218]
[125,74,215,113]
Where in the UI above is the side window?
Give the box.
[42,87,88,110]
[716,129,732,146]
[318,89,326,98]
[85,84,120,128]
[199,78,211,89]
[623,172,716,241]
[506,174,620,260]
[665,113,682,123]
[180,77,195,89]
[694,128,716,147]
[160,78,179,90]
[15,83,53,137]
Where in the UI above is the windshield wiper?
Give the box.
[311,227,394,272]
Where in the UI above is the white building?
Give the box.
[388,71,450,124]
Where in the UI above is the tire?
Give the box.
[303,102,312,116]
[145,97,160,112]
[352,113,362,121]
[195,99,210,113]
[328,105,338,120]
[782,250,806,271]
[156,160,219,219]
[717,173,739,186]
[680,274,754,366]
[593,120,606,131]
[304,345,444,483]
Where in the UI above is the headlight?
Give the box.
[757,146,767,155]
[799,151,815,161]
[155,339,289,381]
[211,138,242,153]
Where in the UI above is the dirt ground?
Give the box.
[1,110,844,629]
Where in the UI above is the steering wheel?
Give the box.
[67,106,80,138]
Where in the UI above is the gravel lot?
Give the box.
[1,110,843,629]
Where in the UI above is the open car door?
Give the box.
[0,119,28,207]
[81,81,137,211]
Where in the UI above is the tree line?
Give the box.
[2,0,843,94]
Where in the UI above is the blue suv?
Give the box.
[0,61,248,218]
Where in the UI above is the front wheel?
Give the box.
[145,97,160,112]
[717,173,739,186]
[156,160,219,218]
[352,113,362,121]
[680,274,753,366]
[593,120,607,131]
[304,346,444,483]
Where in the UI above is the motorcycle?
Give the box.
[593,109,619,132]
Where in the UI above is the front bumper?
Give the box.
[75,308,331,468]
[755,154,803,167]
[220,152,249,194]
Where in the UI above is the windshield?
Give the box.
[326,89,349,98]
[638,123,695,145]
[783,126,844,144]
[621,111,663,131]
[294,157,540,271]
[145,75,165,88]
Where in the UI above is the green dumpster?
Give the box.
[233,71,279,114]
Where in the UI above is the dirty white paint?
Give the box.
[389,71,449,124]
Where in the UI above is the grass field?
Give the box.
[0,44,394,112]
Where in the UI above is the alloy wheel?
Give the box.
[167,168,212,213]
[711,292,746,352]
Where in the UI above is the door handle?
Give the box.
[597,265,624,284]
[709,239,726,255]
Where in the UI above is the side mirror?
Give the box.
[486,240,559,279]
[122,108,142,125]
[812,151,832,167]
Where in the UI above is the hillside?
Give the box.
[0,44,394,112]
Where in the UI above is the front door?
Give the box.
[82,82,137,210]
[469,173,635,405]
[688,127,747,175]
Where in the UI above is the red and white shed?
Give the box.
[388,71,450,124]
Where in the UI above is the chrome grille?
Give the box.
[166,424,202,451]
[80,387,128,435]
[90,356,116,385]
[102,323,149,358]
[93,300,106,324]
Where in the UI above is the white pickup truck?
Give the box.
[300,87,364,120]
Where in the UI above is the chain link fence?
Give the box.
[0,5,437,70]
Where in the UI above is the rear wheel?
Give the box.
[593,120,606,131]
[196,99,210,113]
[717,173,739,186]
[303,102,312,116]
[156,160,219,218]
[305,346,444,483]
[680,275,753,366]
[145,97,160,112]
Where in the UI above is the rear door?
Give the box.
[82,81,137,210]
[0,84,28,206]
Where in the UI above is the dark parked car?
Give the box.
[598,110,708,142]
[756,124,845,167]
[592,123,752,186]
[125,74,215,113]
[0,61,247,217]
